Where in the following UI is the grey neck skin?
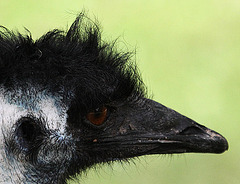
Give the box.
[0,86,73,184]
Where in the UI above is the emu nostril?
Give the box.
[179,126,205,135]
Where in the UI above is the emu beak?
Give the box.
[88,98,228,159]
[124,99,229,155]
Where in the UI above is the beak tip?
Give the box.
[207,129,229,153]
[215,135,229,153]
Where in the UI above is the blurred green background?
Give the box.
[0,0,239,184]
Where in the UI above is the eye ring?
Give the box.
[86,106,108,126]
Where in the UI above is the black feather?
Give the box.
[0,14,145,113]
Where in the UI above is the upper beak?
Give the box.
[123,99,229,155]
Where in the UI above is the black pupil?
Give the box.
[93,108,104,117]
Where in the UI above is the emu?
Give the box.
[0,15,228,184]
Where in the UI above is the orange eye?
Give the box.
[86,106,108,126]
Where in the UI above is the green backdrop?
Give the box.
[0,1,239,184]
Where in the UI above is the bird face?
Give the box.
[0,15,228,184]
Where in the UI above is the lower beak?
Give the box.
[132,124,228,155]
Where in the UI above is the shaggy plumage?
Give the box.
[0,16,143,112]
[0,14,228,184]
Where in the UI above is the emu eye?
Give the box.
[86,106,108,126]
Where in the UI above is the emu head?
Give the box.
[0,15,228,184]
